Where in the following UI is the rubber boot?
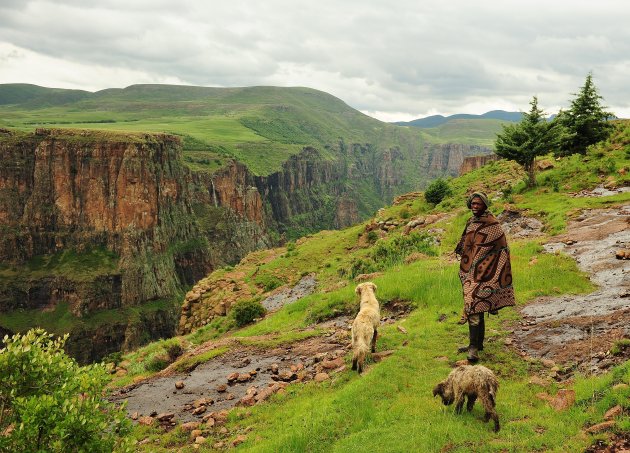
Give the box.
[477,314,485,352]
[467,324,480,363]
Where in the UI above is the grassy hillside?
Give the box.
[0,84,431,177]
[109,122,630,451]
[414,118,507,148]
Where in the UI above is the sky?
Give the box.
[1,0,629,122]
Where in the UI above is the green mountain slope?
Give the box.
[108,121,630,451]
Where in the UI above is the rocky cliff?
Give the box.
[460,153,500,174]
[0,129,214,361]
[422,143,494,178]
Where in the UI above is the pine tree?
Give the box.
[495,97,564,187]
[557,73,614,156]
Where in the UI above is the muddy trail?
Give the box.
[110,301,411,425]
[512,205,630,376]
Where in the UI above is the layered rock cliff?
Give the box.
[0,129,214,361]
[459,153,500,174]
[422,143,494,178]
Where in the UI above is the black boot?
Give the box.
[467,324,480,363]
[478,314,485,352]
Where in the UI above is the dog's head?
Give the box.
[432,381,454,406]
[355,282,377,296]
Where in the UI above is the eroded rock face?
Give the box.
[0,129,213,361]
[460,153,500,174]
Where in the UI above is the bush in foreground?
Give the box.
[424,178,453,205]
[0,329,131,452]
[232,299,267,327]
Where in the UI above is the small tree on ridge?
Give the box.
[495,96,564,187]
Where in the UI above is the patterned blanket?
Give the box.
[455,212,515,315]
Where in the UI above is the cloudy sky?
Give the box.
[1,0,629,121]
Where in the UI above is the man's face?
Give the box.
[470,198,486,216]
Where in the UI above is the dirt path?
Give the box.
[512,205,630,374]
[111,301,410,424]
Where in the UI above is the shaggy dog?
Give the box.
[433,365,500,432]
[351,282,380,373]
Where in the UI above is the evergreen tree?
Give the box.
[556,73,614,156]
[495,97,564,187]
[424,178,453,204]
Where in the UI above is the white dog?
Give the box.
[351,282,380,373]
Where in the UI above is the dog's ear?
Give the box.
[355,284,362,295]
[370,282,377,292]
[432,382,444,397]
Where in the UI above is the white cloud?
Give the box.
[0,0,629,120]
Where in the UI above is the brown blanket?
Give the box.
[455,212,515,315]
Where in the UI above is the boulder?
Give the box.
[604,405,623,420]
[137,416,154,426]
[585,421,616,434]
[314,372,330,382]
[180,421,201,432]
[175,381,185,390]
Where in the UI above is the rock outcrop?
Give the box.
[460,153,500,174]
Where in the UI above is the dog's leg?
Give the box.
[492,412,500,432]
[455,396,465,414]
[371,329,378,353]
[352,357,357,371]
[466,394,477,412]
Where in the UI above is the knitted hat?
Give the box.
[466,192,490,209]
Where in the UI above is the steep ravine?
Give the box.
[0,128,492,362]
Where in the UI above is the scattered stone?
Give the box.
[233,434,248,447]
[206,417,215,427]
[372,350,394,362]
[273,371,298,382]
[156,412,175,421]
[193,398,213,408]
[137,416,155,426]
[227,372,239,383]
[225,393,235,400]
[195,436,207,444]
[270,363,279,374]
[604,405,623,420]
[131,412,139,420]
[612,383,628,391]
[249,370,258,376]
[213,442,225,449]
[190,429,203,439]
[175,381,185,390]
[180,421,201,432]
[616,249,629,260]
[237,373,253,383]
[192,406,207,416]
[216,384,228,393]
[585,421,616,434]
[219,427,228,434]
[504,338,513,345]
[314,372,330,382]
[397,325,408,334]
[321,357,344,370]
[541,359,556,368]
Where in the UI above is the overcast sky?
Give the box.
[1,0,629,121]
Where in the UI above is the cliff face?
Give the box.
[0,129,213,361]
[422,143,494,179]
[460,154,500,174]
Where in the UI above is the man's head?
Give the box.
[466,192,489,216]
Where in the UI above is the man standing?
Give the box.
[454,192,515,362]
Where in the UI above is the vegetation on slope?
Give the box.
[110,121,629,451]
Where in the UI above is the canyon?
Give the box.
[0,125,492,362]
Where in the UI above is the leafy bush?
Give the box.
[231,299,266,327]
[424,178,453,204]
[166,342,184,362]
[0,329,131,452]
[145,354,170,372]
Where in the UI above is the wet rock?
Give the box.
[216,383,227,392]
[273,371,298,382]
[604,405,623,420]
[156,412,175,421]
[180,421,201,432]
[192,406,206,416]
[137,416,155,426]
[585,421,616,434]
[225,393,235,400]
[205,417,215,427]
[193,398,213,408]
[397,325,408,334]
[227,372,239,383]
[213,442,225,449]
[321,357,344,370]
[175,381,185,390]
[131,411,139,420]
[314,372,330,382]
[190,429,203,439]
[237,373,253,383]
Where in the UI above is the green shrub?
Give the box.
[166,342,184,362]
[424,178,453,205]
[145,354,170,372]
[232,299,266,327]
[0,329,131,452]
[255,273,285,292]
[366,230,378,243]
